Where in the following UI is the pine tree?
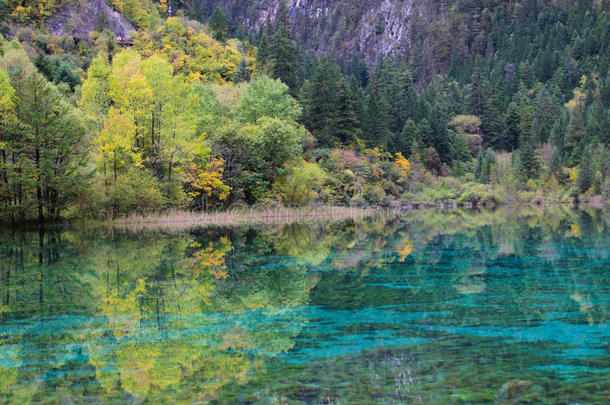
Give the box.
[334,77,359,144]
[418,118,434,148]
[468,64,485,117]
[391,119,420,157]
[269,0,298,93]
[504,102,521,151]
[480,82,505,147]
[209,7,228,42]
[362,86,389,145]
[301,61,340,146]
[256,33,271,73]
[234,59,250,83]
[452,132,472,163]
[549,146,563,179]
[5,70,87,222]
[577,147,593,193]
[474,152,485,182]
[519,137,540,179]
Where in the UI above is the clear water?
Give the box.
[0,207,608,404]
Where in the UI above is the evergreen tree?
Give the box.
[418,118,434,148]
[468,65,485,117]
[2,67,87,222]
[577,146,593,193]
[549,146,563,179]
[362,87,389,144]
[209,7,228,42]
[452,132,472,163]
[301,61,340,146]
[234,59,250,83]
[392,119,420,157]
[519,137,540,179]
[334,77,359,144]
[480,83,505,147]
[269,0,298,92]
[474,152,485,182]
[504,102,521,151]
[256,33,271,73]
[348,76,365,130]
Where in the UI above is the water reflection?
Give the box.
[0,207,609,403]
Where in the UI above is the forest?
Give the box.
[0,0,609,222]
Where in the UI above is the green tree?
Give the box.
[362,86,389,144]
[395,119,420,157]
[576,147,593,194]
[503,102,521,151]
[0,67,15,125]
[301,61,357,146]
[334,77,359,144]
[1,51,87,222]
[519,137,540,179]
[268,0,298,92]
[236,75,301,123]
[209,7,228,42]
[256,33,271,73]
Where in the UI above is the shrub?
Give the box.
[273,162,327,207]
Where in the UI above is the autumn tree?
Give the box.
[185,158,230,210]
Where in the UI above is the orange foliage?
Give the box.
[394,152,411,175]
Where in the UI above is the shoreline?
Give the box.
[2,198,607,232]
[106,198,608,232]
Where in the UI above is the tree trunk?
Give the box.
[35,148,44,224]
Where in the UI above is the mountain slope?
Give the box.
[185,0,423,63]
[46,0,135,38]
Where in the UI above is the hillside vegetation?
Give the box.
[0,0,609,222]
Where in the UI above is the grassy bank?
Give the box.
[106,193,610,232]
[110,206,379,232]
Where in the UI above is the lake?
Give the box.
[0,207,608,404]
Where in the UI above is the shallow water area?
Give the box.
[0,207,608,404]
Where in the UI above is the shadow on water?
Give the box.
[0,206,609,403]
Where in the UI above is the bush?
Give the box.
[273,162,327,207]
[84,169,165,218]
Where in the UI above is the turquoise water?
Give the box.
[0,208,608,404]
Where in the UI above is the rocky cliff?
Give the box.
[46,0,136,39]
[191,0,446,63]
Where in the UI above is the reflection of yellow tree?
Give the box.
[397,237,413,262]
[190,236,232,281]
[567,223,581,238]
[86,235,251,401]
[274,223,330,266]
[99,277,147,338]
[0,345,19,395]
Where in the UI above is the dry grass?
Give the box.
[112,207,379,232]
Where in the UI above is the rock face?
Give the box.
[193,0,440,63]
[46,0,135,39]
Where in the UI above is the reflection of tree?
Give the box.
[0,207,608,403]
[87,234,248,400]
[0,345,19,395]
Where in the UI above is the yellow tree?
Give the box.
[0,68,16,124]
[186,158,230,210]
[394,152,411,176]
[80,54,112,125]
[96,107,140,183]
